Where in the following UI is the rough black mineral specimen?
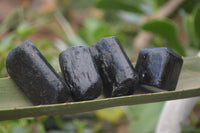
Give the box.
[59,46,102,101]
[90,36,138,97]
[6,40,70,105]
[135,47,183,91]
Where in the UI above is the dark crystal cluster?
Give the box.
[6,41,70,105]
[59,46,102,101]
[90,37,138,97]
[6,37,183,105]
[135,47,183,91]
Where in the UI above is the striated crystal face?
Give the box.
[90,36,139,97]
[59,46,102,101]
[6,40,70,105]
[136,47,183,91]
[6,37,183,105]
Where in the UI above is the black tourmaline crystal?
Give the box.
[135,47,183,91]
[6,40,70,105]
[59,46,102,101]
[90,36,138,97]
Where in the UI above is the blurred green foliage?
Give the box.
[194,5,200,39]
[0,118,46,133]
[183,4,200,49]
[95,107,124,124]
[1,0,200,133]
[183,15,199,48]
[79,18,115,45]
[95,0,144,14]
[142,19,185,56]
[127,102,164,133]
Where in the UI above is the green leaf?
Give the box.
[79,18,112,45]
[0,34,15,52]
[95,0,144,14]
[181,0,200,13]
[12,126,27,133]
[0,57,200,121]
[73,120,86,133]
[152,0,167,11]
[79,18,123,46]
[16,22,36,38]
[127,102,163,133]
[95,107,124,124]
[182,126,200,133]
[142,19,186,56]
[183,15,200,48]
[194,4,200,39]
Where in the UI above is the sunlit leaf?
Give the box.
[95,107,124,124]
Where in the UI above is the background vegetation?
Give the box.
[1,0,200,132]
